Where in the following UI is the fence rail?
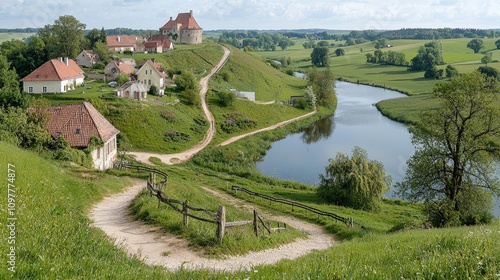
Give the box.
[232,185,354,227]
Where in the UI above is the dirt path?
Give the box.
[218,109,316,147]
[89,179,335,272]
[128,46,230,165]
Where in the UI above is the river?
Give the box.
[256,81,500,217]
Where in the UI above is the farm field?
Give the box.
[258,38,500,95]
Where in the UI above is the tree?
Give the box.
[317,147,391,211]
[445,65,459,78]
[477,66,500,80]
[307,67,336,108]
[176,71,200,106]
[0,55,30,110]
[219,91,236,107]
[310,47,330,67]
[374,38,388,49]
[481,53,492,65]
[335,48,345,56]
[409,41,444,71]
[397,71,500,226]
[93,41,109,64]
[467,38,484,53]
[38,15,86,58]
[496,39,500,49]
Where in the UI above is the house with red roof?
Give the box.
[106,35,143,53]
[159,10,203,45]
[144,34,174,53]
[136,59,169,96]
[45,102,120,170]
[21,57,85,94]
[75,50,99,68]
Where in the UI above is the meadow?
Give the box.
[4,36,500,278]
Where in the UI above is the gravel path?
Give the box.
[89,179,335,272]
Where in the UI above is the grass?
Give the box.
[0,32,36,43]
[258,38,500,95]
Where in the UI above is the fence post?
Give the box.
[253,210,259,237]
[217,205,226,243]
[183,200,189,227]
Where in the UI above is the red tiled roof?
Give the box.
[144,41,162,48]
[117,63,136,75]
[82,50,99,62]
[21,58,84,82]
[45,102,119,148]
[106,35,138,47]
[148,34,173,49]
[160,10,202,31]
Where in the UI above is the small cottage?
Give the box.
[116,81,148,100]
[104,60,136,80]
[136,59,168,95]
[45,102,120,170]
[75,50,99,68]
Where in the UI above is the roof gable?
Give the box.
[21,58,84,82]
[160,10,202,31]
[45,102,119,147]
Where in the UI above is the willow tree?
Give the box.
[398,71,500,226]
[317,147,391,211]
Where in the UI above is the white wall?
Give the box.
[91,136,118,170]
[23,78,84,94]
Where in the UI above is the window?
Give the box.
[28,87,33,93]
[148,79,151,85]
[42,86,47,93]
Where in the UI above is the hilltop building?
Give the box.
[159,10,203,45]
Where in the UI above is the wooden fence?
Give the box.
[232,185,355,227]
[115,162,285,241]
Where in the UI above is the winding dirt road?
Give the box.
[90,45,332,272]
[90,179,334,271]
[128,46,230,165]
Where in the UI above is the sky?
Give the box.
[1,0,500,31]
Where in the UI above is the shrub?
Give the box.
[220,112,257,134]
[219,91,236,107]
[160,111,176,122]
[163,131,190,142]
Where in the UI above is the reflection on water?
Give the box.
[301,117,334,144]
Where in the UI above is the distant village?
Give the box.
[18,10,203,170]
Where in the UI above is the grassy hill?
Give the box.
[0,33,36,43]
[2,141,499,279]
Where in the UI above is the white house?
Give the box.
[21,57,85,94]
[116,81,148,100]
[106,35,141,53]
[44,102,120,170]
[136,59,168,95]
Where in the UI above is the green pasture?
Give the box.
[258,38,500,95]
[0,32,35,43]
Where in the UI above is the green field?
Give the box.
[258,38,500,95]
[0,33,35,43]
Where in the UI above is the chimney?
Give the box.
[59,57,63,63]
[190,10,193,17]
[170,16,173,21]
[117,36,121,42]
[64,57,69,66]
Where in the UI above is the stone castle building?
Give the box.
[160,10,203,45]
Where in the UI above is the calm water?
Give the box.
[256,81,500,216]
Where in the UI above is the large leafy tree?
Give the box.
[307,67,336,108]
[398,71,500,226]
[38,15,86,58]
[0,55,30,110]
[310,46,330,67]
[467,38,484,53]
[318,147,391,211]
[409,41,444,71]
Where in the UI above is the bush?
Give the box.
[220,112,257,134]
[163,131,190,142]
[160,111,176,122]
[148,85,158,96]
[317,147,391,212]
[219,91,236,107]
